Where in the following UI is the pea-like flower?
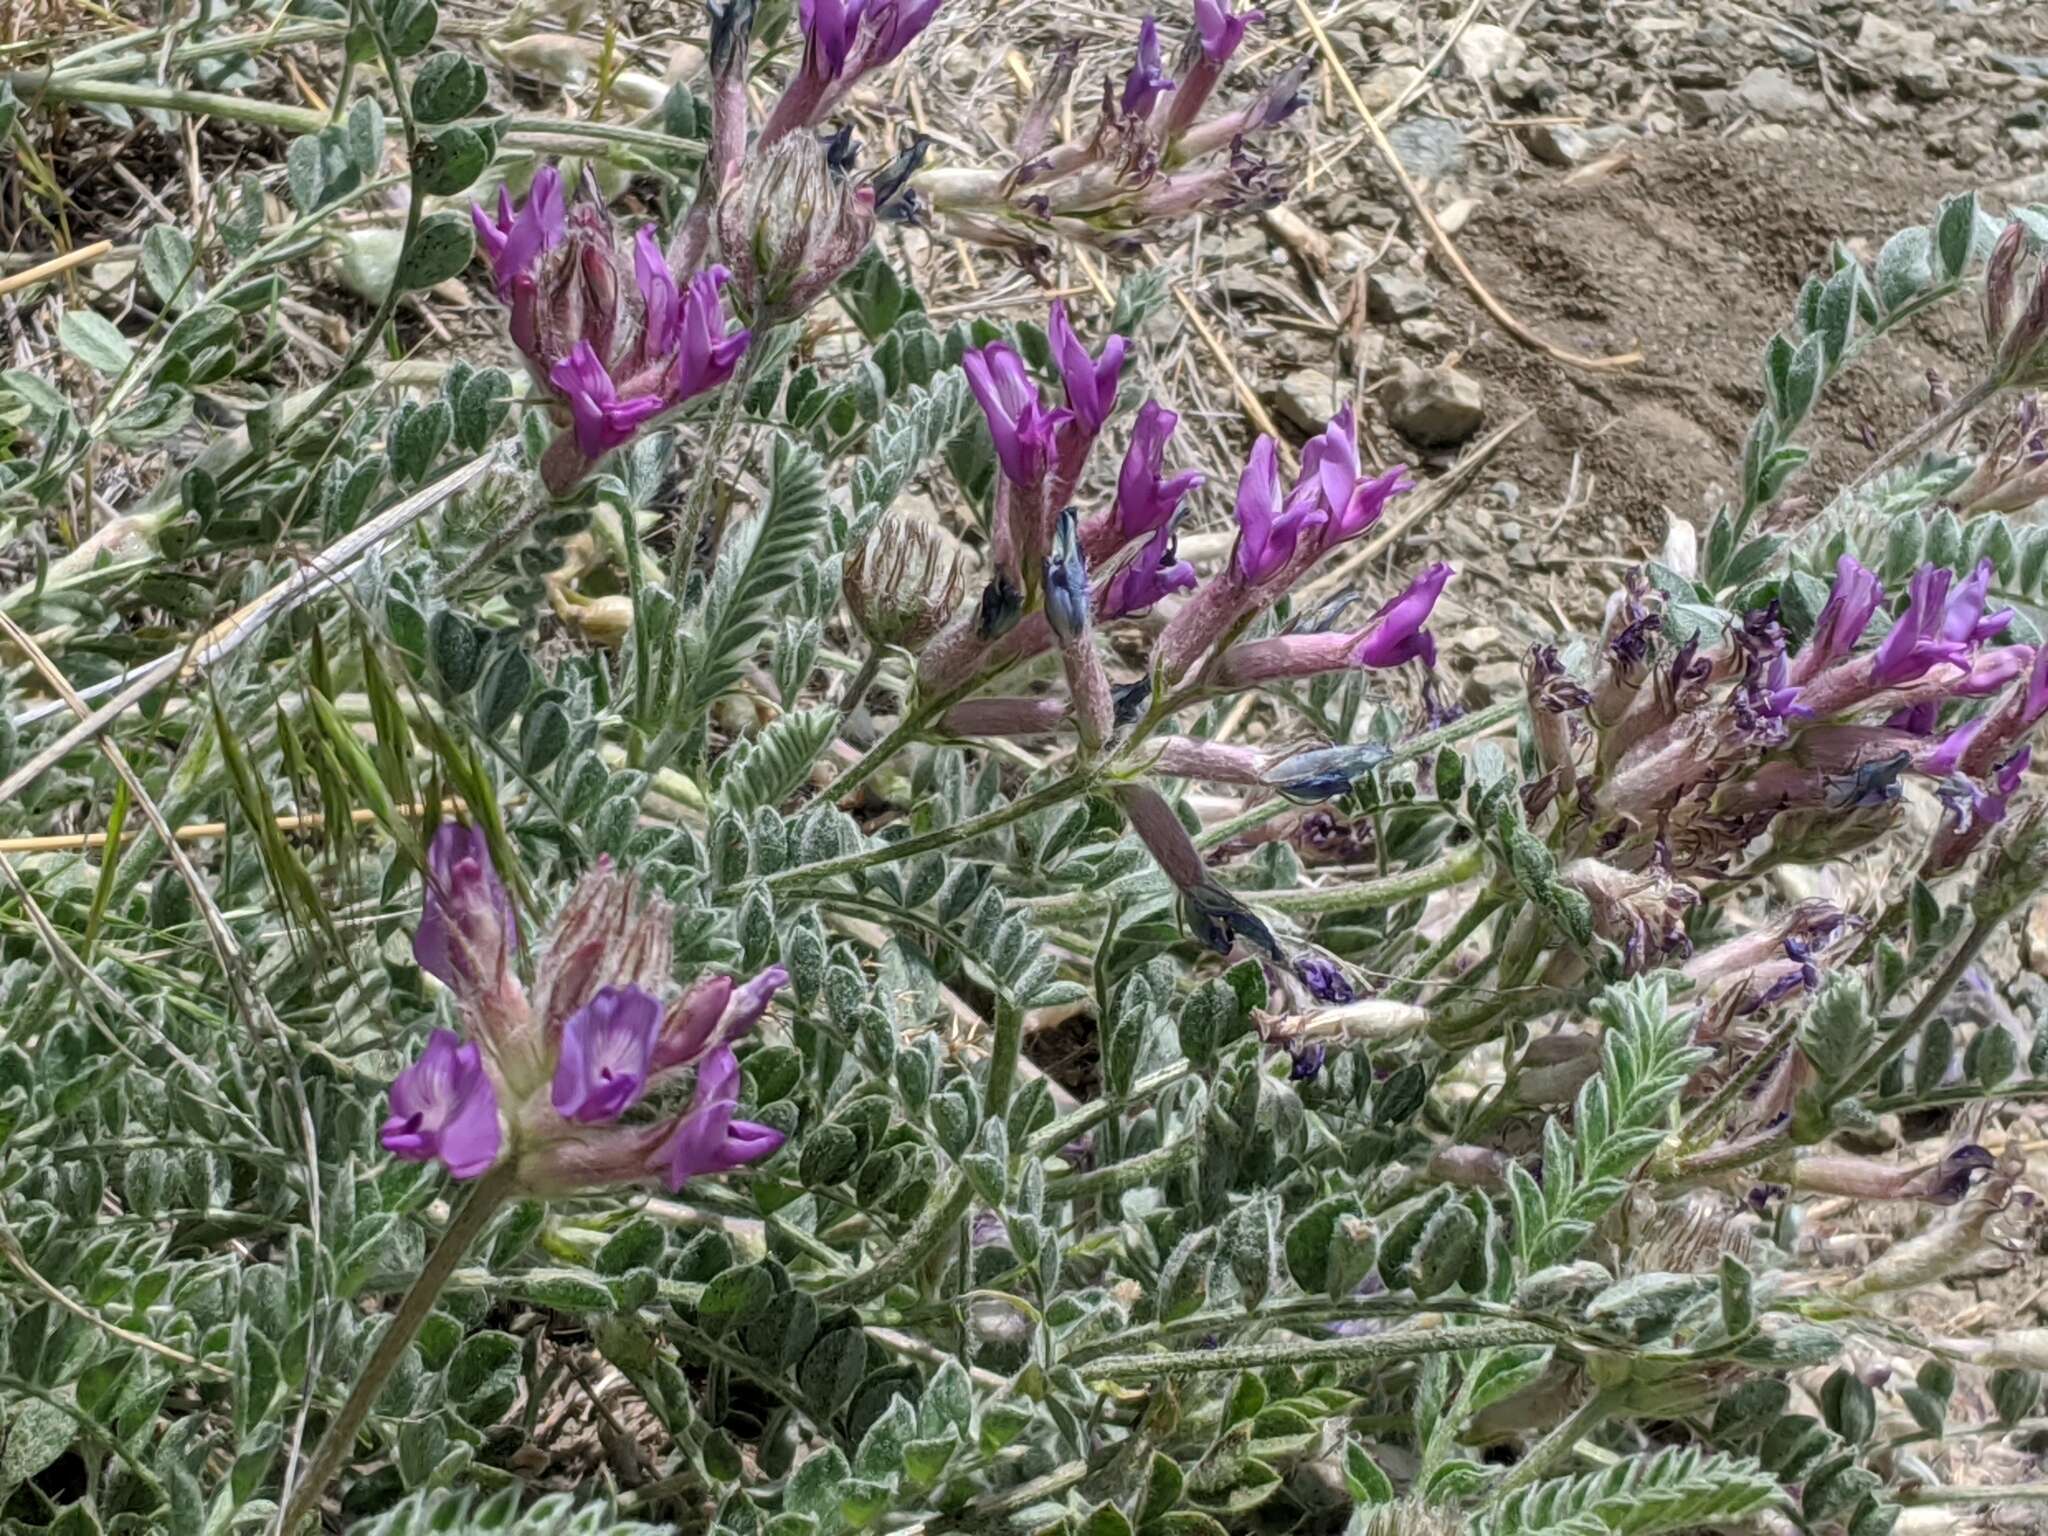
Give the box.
[662,1048,789,1185]
[1206,563,1451,688]
[471,166,750,491]
[964,342,1067,489]
[1163,0,1264,139]
[1097,517,1198,621]
[1082,400,1204,564]
[762,0,947,142]
[382,1030,504,1180]
[550,985,662,1124]
[384,838,788,1193]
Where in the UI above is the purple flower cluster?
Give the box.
[1557,555,2044,892]
[762,0,947,143]
[385,827,788,1193]
[471,165,749,489]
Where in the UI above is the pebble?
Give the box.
[1523,122,1592,166]
[1386,362,1486,446]
[1398,318,1457,347]
[1675,87,1730,125]
[1896,58,1951,101]
[1270,368,1343,434]
[1495,60,1561,108]
[1436,197,1479,234]
[1735,66,1821,122]
[1358,64,1422,113]
[1453,23,1524,83]
[1367,271,1435,321]
[1385,115,1466,180]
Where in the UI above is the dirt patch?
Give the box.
[1447,130,1993,555]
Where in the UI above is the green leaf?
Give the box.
[347,95,386,173]
[411,51,489,123]
[141,225,197,310]
[58,310,134,376]
[1934,192,1978,282]
[395,211,475,290]
[787,1447,852,1525]
[416,125,489,196]
[1875,225,1933,313]
[475,646,534,737]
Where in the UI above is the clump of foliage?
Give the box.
[4,4,2048,1536]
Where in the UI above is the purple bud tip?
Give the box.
[414,822,518,993]
[1044,508,1092,641]
[1122,15,1177,117]
[551,984,663,1124]
[1194,0,1261,65]
[1295,955,1355,1004]
[1351,563,1452,670]
[382,1029,503,1179]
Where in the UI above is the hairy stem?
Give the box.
[1489,1386,1615,1502]
[1080,1320,1566,1379]
[1837,912,1998,1100]
[280,1165,516,1532]
[767,770,1092,893]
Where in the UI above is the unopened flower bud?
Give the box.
[717,133,877,323]
[845,513,971,653]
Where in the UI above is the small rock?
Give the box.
[1367,271,1434,321]
[1386,361,1485,446]
[1735,66,1821,122]
[1952,132,1992,168]
[1385,115,1466,180]
[2010,126,2048,157]
[1495,60,1561,107]
[1398,318,1457,347]
[1988,52,2048,81]
[1674,87,1729,126]
[1669,54,1730,88]
[1523,122,1591,165]
[1453,22,1524,82]
[1358,64,1422,113]
[1896,58,1951,101]
[1435,196,1479,234]
[1465,660,1524,705]
[1855,14,1937,61]
[1270,368,1343,434]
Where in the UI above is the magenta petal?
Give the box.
[382,1029,502,1178]
[551,983,662,1124]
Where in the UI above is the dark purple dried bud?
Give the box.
[1289,1043,1326,1081]
[1293,955,1355,1004]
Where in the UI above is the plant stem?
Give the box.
[819,1169,971,1306]
[1079,1320,1565,1379]
[1253,840,1485,917]
[1838,912,1997,1100]
[837,648,883,720]
[279,1166,515,1532]
[1850,375,2000,491]
[767,770,1092,893]
[670,370,751,597]
[1678,1007,1805,1146]
[1489,1387,1615,1502]
[1386,891,1501,1003]
[984,997,1024,1116]
[1045,1135,1199,1204]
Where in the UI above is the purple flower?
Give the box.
[1121,16,1176,117]
[1233,436,1324,584]
[1289,1043,1326,1081]
[1792,557,1883,685]
[1098,517,1198,620]
[1295,955,1354,1004]
[1047,301,1126,436]
[1351,563,1452,669]
[1871,566,1975,688]
[656,965,788,1073]
[1921,717,1989,777]
[661,1048,787,1190]
[382,1029,503,1179]
[1194,0,1261,64]
[551,984,662,1124]
[963,342,1066,487]
[550,342,666,459]
[1955,645,2034,697]
[472,166,567,296]
[1887,701,1939,734]
[414,822,518,995]
[799,0,869,83]
[1944,559,2015,645]
[670,265,751,400]
[633,226,680,360]
[1111,401,1205,543]
[858,0,945,68]
[1297,406,1415,549]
